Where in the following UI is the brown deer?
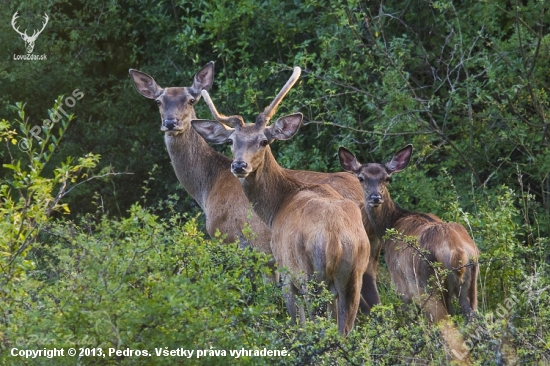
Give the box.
[191,67,370,335]
[339,144,479,358]
[129,63,381,314]
[130,62,270,256]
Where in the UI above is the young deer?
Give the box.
[191,67,370,336]
[129,63,271,255]
[339,145,479,357]
[129,63,381,313]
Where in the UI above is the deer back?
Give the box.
[339,144,479,314]
[268,178,369,280]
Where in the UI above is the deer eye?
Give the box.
[156,100,161,106]
[189,98,196,105]
[260,140,269,147]
[227,139,233,146]
[358,176,364,182]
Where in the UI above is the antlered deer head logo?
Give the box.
[12,11,49,54]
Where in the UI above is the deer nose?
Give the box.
[369,193,383,204]
[231,161,248,173]
[164,118,177,130]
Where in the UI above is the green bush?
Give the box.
[2,208,282,366]
[1,0,550,363]
[1,103,549,365]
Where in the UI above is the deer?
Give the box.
[12,11,49,54]
[129,63,382,315]
[339,144,479,359]
[129,62,271,257]
[191,67,370,336]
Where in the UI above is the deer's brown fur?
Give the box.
[130,64,380,313]
[129,63,271,254]
[191,68,370,335]
[339,144,479,359]
[249,148,369,335]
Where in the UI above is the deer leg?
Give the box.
[426,297,471,365]
[459,296,474,323]
[301,277,315,321]
[359,269,379,315]
[282,291,296,324]
[443,288,453,316]
[468,264,478,312]
[324,283,338,321]
[399,293,414,314]
[237,232,251,249]
[271,269,280,286]
[298,302,307,324]
[329,298,338,321]
[458,266,477,323]
[359,237,382,315]
[296,277,308,324]
[438,316,472,365]
[264,259,279,285]
[259,257,279,285]
[459,283,475,323]
[297,283,312,322]
[336,271,362,336]
[424,296,449,324]
[281,275,298,324]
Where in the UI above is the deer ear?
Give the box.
[191,61,215,96]
[191,119,233,144]
[129,69,163,99]
[265,113,303,141]
[338,147,362,173]
[385,144,413,173]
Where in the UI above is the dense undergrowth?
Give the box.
[1,104,549,365]
[1,0,549,363]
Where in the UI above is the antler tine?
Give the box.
[11,11,26,37]
[200,90,244,128]
[29,13,49,40]
[257,66,301,127]
[39,13,49,32]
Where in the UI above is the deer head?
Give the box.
[12,12,49,54]
[129,62,214,136]
[191,67,302,178]
[339,145,413,207]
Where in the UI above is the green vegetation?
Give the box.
[1,0,549,364]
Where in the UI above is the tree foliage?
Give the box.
[1,0,549,363]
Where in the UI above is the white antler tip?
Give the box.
[201,89,209,98]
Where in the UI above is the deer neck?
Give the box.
[164,115,231,210]
[240,146,300,227]
[366,193,408,240]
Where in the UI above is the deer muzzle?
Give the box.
[231,161,250,178]
[162,118,185,135]
[368,193,384,207]
[163,118,178,130]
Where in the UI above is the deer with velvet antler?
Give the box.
[191,67,370,335]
